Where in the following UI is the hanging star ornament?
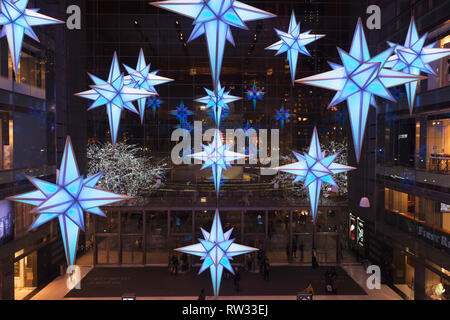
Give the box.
[275,104,291,129]
[266,11,325,85]
[147,96,163,118]
[75,52,155,146]
[0,0,64,74]
[7,137,131,267]
[175,209,257,297]
[187,130,245,194]
[384,17,450,114]
[296,18,425,163]
[275,127,355,221]
[124,48,174,124]
[170,101,194,124]
[151,0,276,89]
[196,83,241,126]
[246,82,264,111]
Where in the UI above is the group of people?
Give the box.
[168,253,189,275]
[286,240,305,261]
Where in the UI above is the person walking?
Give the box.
[312,248,319,269]
[292,241,298,259]
[198,288,206,300]
[233,267,241,292]
[299,241,304,262]
[247,253,253,272]
[263,258,270,280]
[286,243,291,261]
[172,254,179,275]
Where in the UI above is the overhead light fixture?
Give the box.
[360,197,371,208]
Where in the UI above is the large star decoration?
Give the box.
[246,82,264,111]
[275,127,355,221]
[0,0,64,74]
[196,83,241,126]
[187,130,245,194]
[175,209,257,297]
[124,48,174,124]
[266,11,325,85]
[151,0,276,89]
[385,17,450,114]
[75,52,155,146]
[7,137,131,267]
[275,104,291,129]
[296,18,425,163]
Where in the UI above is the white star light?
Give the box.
[187,130,245,194]
[175,209,258,297]
[124,48,174,124]
[196,83,241,126]
[266,11,325,85]
[75,52,155,146]
[384,17,450,114]
[151,0,276,89]
[7,137,131,267]
[0,0,64,74]
[275,127,355,221]
[296,18,425,163]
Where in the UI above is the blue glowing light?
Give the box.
[75,52,155,146]
[146,96,163,118]
[7,137,130,267]
[0,0,64,74]
[275,127,355,221]
[266,11,325,85]
[123,49,173,124]
[170,101,194,124]
[296,18,424,163]
[196,83,241,126]
[385,18,450,114]
[246,82,264,111]
[275,104,291,129]
[151,0,276,89]
[175,209,258,297]
[186,130,245,194]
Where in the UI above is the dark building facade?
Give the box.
[348,0,450,300]
[0,0,87,300]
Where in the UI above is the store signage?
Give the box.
[357,217,365,247]
[0,200,14,245]
[349,213,356,242]
[418,226,450,251]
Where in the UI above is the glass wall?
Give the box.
[13,250,37,300]
[427,118,450,173]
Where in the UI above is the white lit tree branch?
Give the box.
[87,142,167,197]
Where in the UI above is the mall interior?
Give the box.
[0,0,448,300]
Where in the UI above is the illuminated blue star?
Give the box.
[266,11,325,85]
[196,83,241,126]
[296,18,424,163]
[170,101,194,124]
[7,137,131,267]
[0,0,64,74]
[187,130,245,194]
[275,127,355,221]
[246,82,264,111]
[275,104,291,129]
[75,52,155,146]
[146,96,163,118]
[151,0,276,89]
[124,48,174,124]
[175,209,257,297]
[384,17,450,114]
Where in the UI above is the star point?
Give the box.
[296,18,424,163]
[7,137,131,267]
[151,0,276,89]
[175,209,257,296]
[246,82,264,111]
[0,0,64,74]
[275,127,355,221]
